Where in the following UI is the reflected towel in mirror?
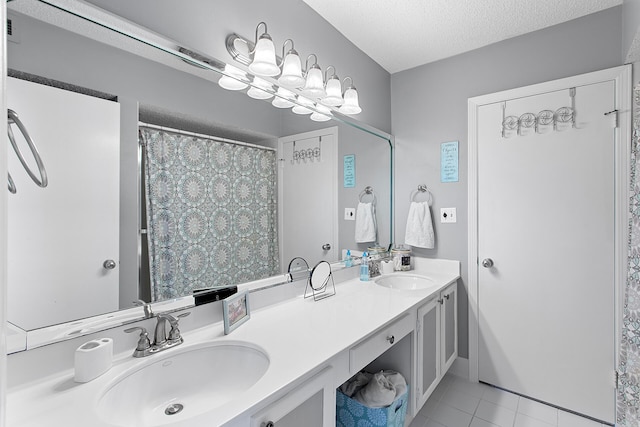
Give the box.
[355,202,377,243]
[405,201,434,248]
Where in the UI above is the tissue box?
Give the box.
[336,387,409,427]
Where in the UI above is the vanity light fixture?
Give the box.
[247,77,274,100]
[272,87,296,108]
[339,77,362,115]
[248,22,280,77]
[292,96,315,115]
[218,64,249,91]
[301,54,326,99]
[321,65,343,107]
[278,40,305,88]
[223,22,363,117]
[310,104,332,122]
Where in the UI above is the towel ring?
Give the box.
[359,186,376,204]
[8,109,48,188]
[410,184,433,205]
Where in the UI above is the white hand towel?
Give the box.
[355,202,376,243]
[404,201,435,248]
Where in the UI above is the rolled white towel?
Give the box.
[404,201,435,249]
[355,202,377,243]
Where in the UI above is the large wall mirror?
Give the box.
[5,0,393,352]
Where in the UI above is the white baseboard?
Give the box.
[448,357,469,379]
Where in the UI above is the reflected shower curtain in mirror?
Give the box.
[140,127,279,301]
[619,83,640,425]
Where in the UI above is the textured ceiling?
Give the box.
[302,0,623,74]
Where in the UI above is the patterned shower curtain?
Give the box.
[140,127,279,301]
[618,83,640,425]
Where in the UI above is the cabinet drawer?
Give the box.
[349,313,413,374]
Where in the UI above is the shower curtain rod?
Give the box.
[138,122,276,152]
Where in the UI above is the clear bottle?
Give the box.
[344,250,353,267]
[360,251,369,281]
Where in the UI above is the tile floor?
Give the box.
[409,374,610,427]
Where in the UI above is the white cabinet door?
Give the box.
[416,296,440,410]
[440,283,458,373]
[250,367,335,427]
[7,77,120,330]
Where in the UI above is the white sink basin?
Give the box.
[96,341,269,426]
[375,274,437,291]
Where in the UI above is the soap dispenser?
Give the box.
[360,252,369,281]
[344,250,353,267]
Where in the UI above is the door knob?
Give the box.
[103,259,117,270]
[322,243,331,251]
[481,258,494,268]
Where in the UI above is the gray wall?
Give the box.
[623,0,640,62]
[85,0,392,134]
[391,6,625,358]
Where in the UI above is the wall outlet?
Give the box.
[440,207,457,223]
[344,208,356,220]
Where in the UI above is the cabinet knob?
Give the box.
[261,422,275,427]
[386,335,395,345]
[438,298,444,304]
[322,243,332,251]
[444,294,450,300]
[103,259,117,270]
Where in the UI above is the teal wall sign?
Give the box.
[441,141,459,183]
[344,154,355,188]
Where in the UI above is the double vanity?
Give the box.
[6,258,460,426]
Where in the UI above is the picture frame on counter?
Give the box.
[223,291,250,334]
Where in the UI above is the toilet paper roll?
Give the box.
[74,338,113,383]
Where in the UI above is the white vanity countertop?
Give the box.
[6,258,460,427]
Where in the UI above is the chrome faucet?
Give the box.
[125,311,190,357]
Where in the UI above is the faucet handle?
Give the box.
[132,300,153,318]
[165,312,190,342]
[124,326,151,357]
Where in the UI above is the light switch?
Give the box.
[440,207,456,223]
[345,208,356,220]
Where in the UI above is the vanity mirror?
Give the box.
[5,0,393,351]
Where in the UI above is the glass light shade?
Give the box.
[218,65,248,91]
[249,35,280,77]
[292,96,314,114]
[301,65,326,99]
[339,87,362,114]
[247,77,274,100]
[321,76,343,106]
[310,104,332,122]
[278,51,305,88]
[272,87,296,108]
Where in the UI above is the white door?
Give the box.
[7,77,120,330]
[477,80,618,422]
[278,128,338,271]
